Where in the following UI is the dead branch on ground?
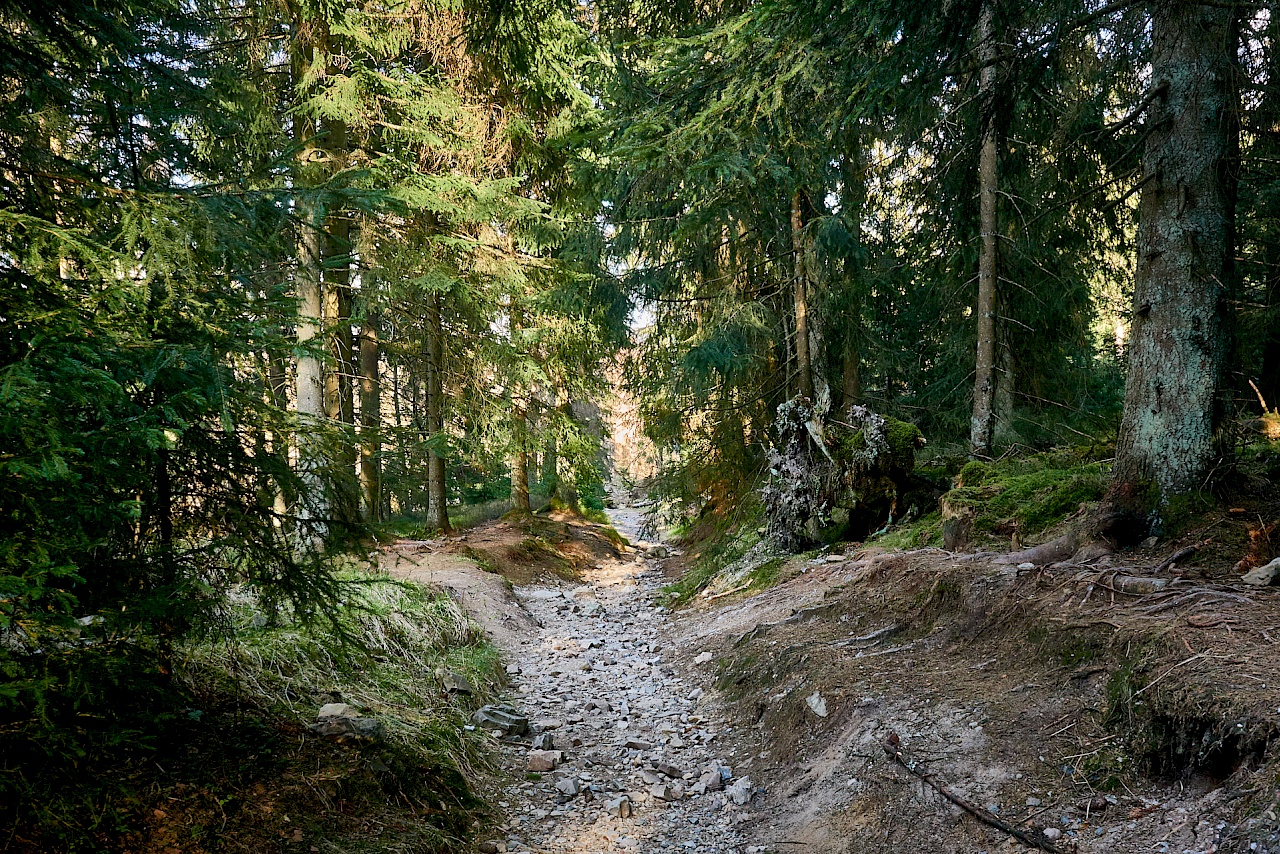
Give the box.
[882,734,1062,853]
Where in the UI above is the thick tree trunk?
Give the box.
[970,0,999,457]
[425,291,451,533]
[359,308,381,524]
[790,192,814,401]
[1111,1,1237,511]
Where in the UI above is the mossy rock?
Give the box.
[828,417,923,476]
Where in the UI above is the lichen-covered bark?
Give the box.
[970,0,1000,457]
[1113,1,1237,505]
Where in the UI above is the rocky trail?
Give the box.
[385,504,1280,854]
[471,506,764,854]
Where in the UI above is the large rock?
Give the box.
[604,796,632,818]
[310,704,383,742]
[473,704,529,736]
[526,749,563,772]
[725,776,754,805]
[1242,556,1280,586]
[437,668,474,696]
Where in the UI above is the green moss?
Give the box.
[745,557,785,591]
[884,417,924,471]
[873,511,943,550]
[957,460,988,487]
[837,428,866,460]
[1159,492,1216,537]
[943,451,1106,537]
[460,546,498,574]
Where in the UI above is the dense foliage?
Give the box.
[599,0,1278,515]
[4,0,1280,847]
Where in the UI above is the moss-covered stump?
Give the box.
[761,399,926,550]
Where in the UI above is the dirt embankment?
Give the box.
[665,546,1280,853]
[382,511,629,646]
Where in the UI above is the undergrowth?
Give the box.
[185,570,501,756]
[3,568,500,853]
[872,446,1109,549]
[661,495,767,605]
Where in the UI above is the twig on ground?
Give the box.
[1131,652,1210,698]
[882,735,1061,853]
[1154,545,1199,573]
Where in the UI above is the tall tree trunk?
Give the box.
[359,305,381,524]
[510,305,531,513]
[1112,1,1237,514]
[323,213,353,429]
[842,343,861,407]
[512,404,530,512]
[839,129,866,409]
[970,0,999,457]
[790,192,814,401]
[321,113,358,524]
[294,204,325,541]
[425,291,451,532]
[291,19,330,546]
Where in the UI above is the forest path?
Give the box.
[474,505,765,854]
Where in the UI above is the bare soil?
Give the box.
[390,506,1280,853]
[671,544,1280,853]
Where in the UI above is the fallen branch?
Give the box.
[833,623,900,647]
[1154,545,1199,574]
[882,734,1061,853]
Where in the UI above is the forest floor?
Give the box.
[392,502,1280,854]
